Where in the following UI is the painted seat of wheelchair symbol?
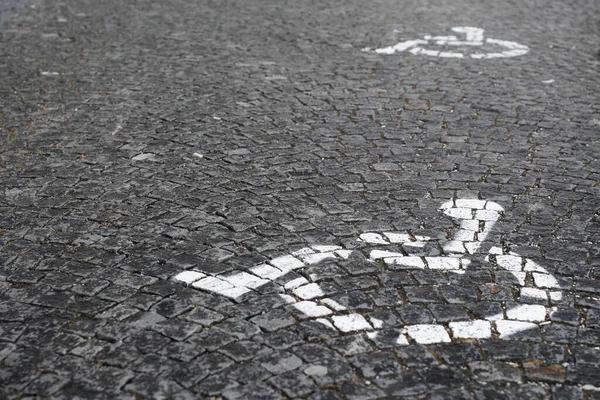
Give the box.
[174,198,562,345]
[362,27,529,59]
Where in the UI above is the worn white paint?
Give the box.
[363,26,529,60]
[359,232,389,244]
[221,271,269,289]
[506,304,547,322]
[293,301,332,318]
[131,153,156,161]
[174,270,206,285]
[373,39,428,54]
[111,124,123,136]
[520,287,549,300]
[320,298,347,311]
[332,314,373,332]
[404,324,451,344]
[496,320,538,339]
[395,333,410,345]
[293,283,325,300]
[384,256,425,269]
[284,277,309,290]
[174,198,564,345]
[449,320,492,339]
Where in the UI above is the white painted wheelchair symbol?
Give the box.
[363,27,529,59]
[175,199,562,345]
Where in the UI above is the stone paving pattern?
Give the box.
[1,0,599,398]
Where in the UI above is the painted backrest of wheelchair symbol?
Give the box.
[174,198,562,345]
[362,26,529,59]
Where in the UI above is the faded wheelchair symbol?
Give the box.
[362,26,529,59]
[175,199,563,345]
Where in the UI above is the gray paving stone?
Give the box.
[397,305,436,324]
[375,371,428,397]
[258,350,304,374]
[219,340,268,362]
[268,370,317,398]
[469,361,522,383]
[188,330,236,352]
[151,319,201,341]
[303,356,355,386]
[97,304,140,321]
[327,334,374,356]
[430,387,475,400]
[131,354,180,375]
[94,344,139,368]
[194,372,240,397]
[221,361,272,384]
[339,381,386,400]
[421,365,470,390]
[430,343,483,364]
[23,373,70,397]
[124,374,183,399]
[479,340,529,361]
[307,390,344,400]
[505,383,549,400]
[182,306,225,326]
[552,385,584,400]
[71,278,111,296]
[293,343,337,363]
[152,298,193,318]
[296,319,339,342]
[253,330,304,350]
[395,344,440,367]
[222,381,285,400]
[523,360,566,383]
[0,0,598,397]
[127,330,171,354]
[250,308,297,332]
[542,324,577,343]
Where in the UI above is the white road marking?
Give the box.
[293,301,332,318]
[174,198,564,344]
[496,320,538,339]
[131,153,156,161]
[111,124,123,136]
[293,283,325,300]
[364,26,529,59]
[506,304,547,322]
[332,314,373,332]
[174,270,206,285]
[371,39,428,54]
[449,320,492,339]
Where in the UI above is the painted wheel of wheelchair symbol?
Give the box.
[175,198,562,345]
[362,27,529,59]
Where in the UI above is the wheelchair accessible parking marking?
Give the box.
[363,27,529,59]
[175,198,562,345]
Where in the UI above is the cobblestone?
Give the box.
[1,0,599,397]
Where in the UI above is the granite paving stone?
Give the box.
[0,0,598,397]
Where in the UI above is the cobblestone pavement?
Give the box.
[1,0,599,398]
